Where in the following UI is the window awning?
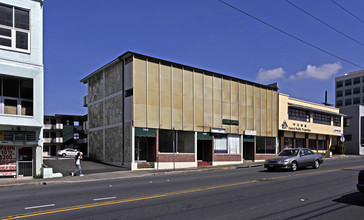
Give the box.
[197,132,212,140]
[135,127,156,137]
[288,103,346,117]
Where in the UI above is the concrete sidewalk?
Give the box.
[0,154,359,188]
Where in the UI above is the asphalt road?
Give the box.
[1,157,364,220]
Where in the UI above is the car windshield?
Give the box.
[278,149,299,156]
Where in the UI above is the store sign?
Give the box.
[0,146,17,176]
[334,129,341,133]
[244,130,257,136]
[210,128,226,134]
[281,121,311,132]
[222,119,239,126]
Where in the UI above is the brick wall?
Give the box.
[213,154,241,161]
[158,153,195,162]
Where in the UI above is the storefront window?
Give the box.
[256,137,276,154]
[214,135,227,153]
[309,139,316,150]
[296,138,305,148]
[177,131,194,153]
[318,140,325,150]
[159,130,173,153]
[214,135,240,154]
[159,130,194,153]
[284,138,293,149]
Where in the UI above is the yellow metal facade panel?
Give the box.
[254,87,261,136]
[272,92,278,136]
[231,81,239,121]
[173,66,183,130]
[261,89,267,136]
[204,75,213,132]
[134,58,147,127]
[239,83,246,133]
[213,77,222,128]
[183,69,194,130]
[246,85,254,130]
[222,79,231,119]
[147,60,160,128]
[194,72,204,131]
[266,90,273,136]
[160,64,172,129]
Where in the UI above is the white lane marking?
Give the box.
[25,204,55,210]
[93,196,116,201]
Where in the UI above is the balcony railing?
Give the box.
[44,124,52,130]
[43,137,63,143]
[52,123,63,130]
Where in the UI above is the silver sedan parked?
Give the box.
[264,148,323,171]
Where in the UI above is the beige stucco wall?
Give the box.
[279,93,343,136]
[133,57,278,137]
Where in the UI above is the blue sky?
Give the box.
[43,0,364,115]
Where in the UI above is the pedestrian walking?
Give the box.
[71,152,84,176]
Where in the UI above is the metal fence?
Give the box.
[18,161,33,177]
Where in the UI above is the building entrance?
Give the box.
[135,137,156,162]
[243,136,255,161]
[197,140,212,166]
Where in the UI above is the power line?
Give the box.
[330,0,364,24]
[217,0,363,69]
[285,0,364,47]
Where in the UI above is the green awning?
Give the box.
[197,132,212,140]
[135,127,156,137]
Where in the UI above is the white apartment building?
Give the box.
[335,69,364,155]
[0,0,44,177]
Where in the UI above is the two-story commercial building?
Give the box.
[279,94,344,154]
[81,52,279,170]
[0,0,44,178]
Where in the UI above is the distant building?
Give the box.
[43,115,88,156]
[279,94,344,153]
[0,0,44,178]
[81,52,279,170]
[335,70,364,155]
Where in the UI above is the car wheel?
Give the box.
[62,153,66,157]
[291,161,297,171]
[313,160,320,169]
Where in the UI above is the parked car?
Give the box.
[264,148,323,171]
[57,148,79,157]
[357,170,364,193]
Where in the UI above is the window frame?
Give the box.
[288,107,310,122]
[333,116,341,127]
[313,112,331,125]
[0,3,30,53]
[0,75,33,116]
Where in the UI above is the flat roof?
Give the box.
[288,103,346,117]
[80,51,279,91]
[335,69,364,80]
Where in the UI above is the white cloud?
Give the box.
[256,67,285,83]
[289,62,342,81]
